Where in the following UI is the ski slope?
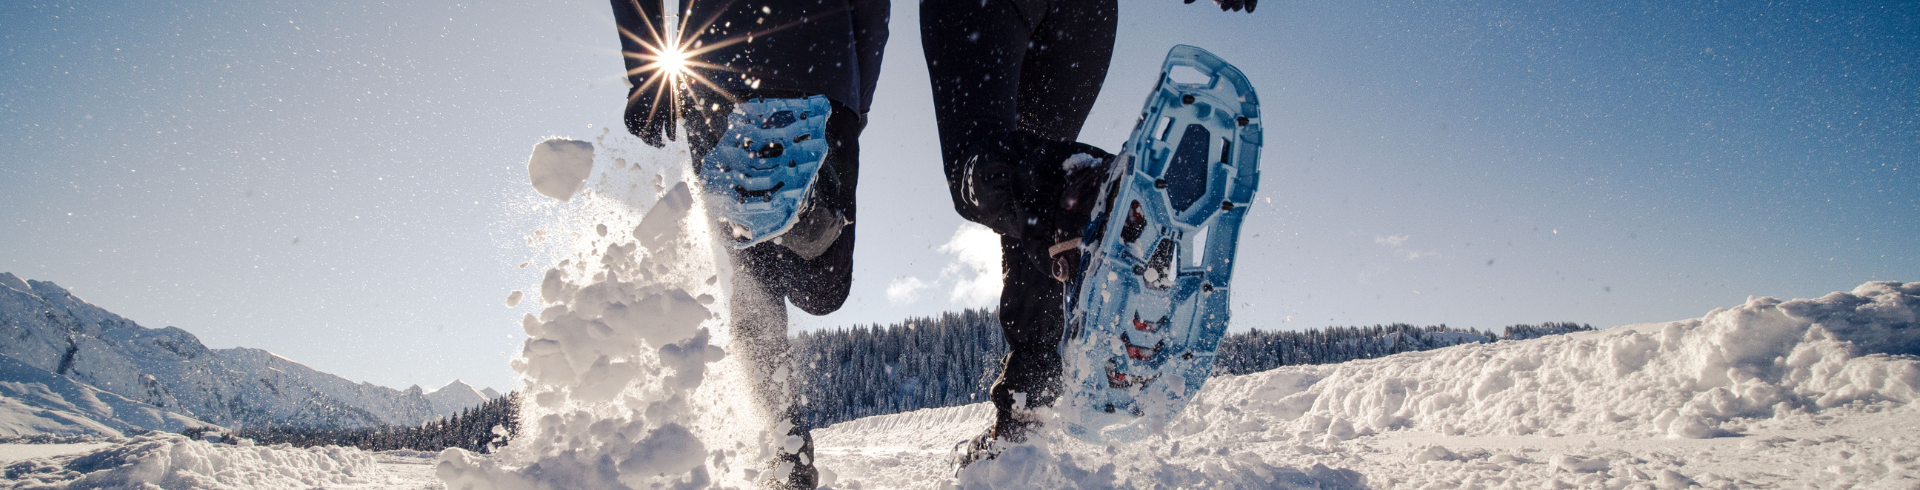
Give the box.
[2,138,1911,488]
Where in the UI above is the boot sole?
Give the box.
[699,95,834,249]
[1059,45,1263,443]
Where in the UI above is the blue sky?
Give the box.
[3,0,1914,392]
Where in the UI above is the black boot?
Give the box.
[947,130,1112,242]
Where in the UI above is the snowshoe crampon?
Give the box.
[950,430,1001,476]
[1058,45,1262,443]
[699,95,833,249]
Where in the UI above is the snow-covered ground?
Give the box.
[2,280,1911,489]
[813,281,1920,489]
[0,443,112,464]
[2,137,1910,488]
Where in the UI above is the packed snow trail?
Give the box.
[815,281,1920,489]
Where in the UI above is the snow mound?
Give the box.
[527,138,595,201]
[441,136,781,488]
[1,433,384,489]
[815,282,1918,489]
[1180,281,1920,444]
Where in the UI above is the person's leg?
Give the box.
[782,103,861,315]
[993,4,1118,441]
[919,0,1029,159]
[612,1,885,486]
[849,0,891,118]
[727,243,821,488]
[1013,0,1117,143]
[921,0,1119,442]
[988,234,1066,440]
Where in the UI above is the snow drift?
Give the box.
[901,281,1920,488]
[1178,281,1919,444]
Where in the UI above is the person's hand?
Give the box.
[1184,0,1255,13]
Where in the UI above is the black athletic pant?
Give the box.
[921,0,1118,433]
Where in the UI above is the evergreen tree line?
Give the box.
[791,308,1007,429]
[218,391,520,454]
[1213,322,1587,375]
[1500,321,1597,341]
[790,309,1592,428]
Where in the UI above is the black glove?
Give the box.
[1184,0,1256,13]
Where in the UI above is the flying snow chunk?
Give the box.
[527,138,595,200]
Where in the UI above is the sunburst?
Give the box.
[618,0,848,129]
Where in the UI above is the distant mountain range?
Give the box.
[0,272,499,437]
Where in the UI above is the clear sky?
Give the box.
[3,0,1914,393]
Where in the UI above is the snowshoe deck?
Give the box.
[1059,45,1262,443]
[699,96,833,249]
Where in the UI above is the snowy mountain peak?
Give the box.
[424,380,490,416]
[430,380,485,397]
[0,273,29,295]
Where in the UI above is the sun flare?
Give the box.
[656,46,692,79]
[618,0,828,123]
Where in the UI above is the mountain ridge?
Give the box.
[0,272,497,434]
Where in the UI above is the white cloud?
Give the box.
[885,277,928,305]
[939,222,1003,307]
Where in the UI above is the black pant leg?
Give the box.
[923,0,1119,432]
[988,234,1066,431]
[1014,0,1117,142]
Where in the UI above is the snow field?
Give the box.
[438,134,786,489]
[0,443,112,465]
[0,433,399,489]
[813,281,1917,489]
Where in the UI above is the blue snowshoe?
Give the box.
[699,96,835,250]
[1058,45,1263,443]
